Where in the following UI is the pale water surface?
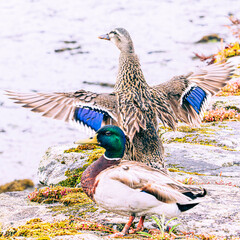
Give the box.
[0,0,239,184]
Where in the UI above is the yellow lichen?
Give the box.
[215,42,240,63]
[176,126,197,133]
[3,217,115,238]
[0,179,34,194]
[221,146,237,151]
[64,144,97,153]
[168,168,205,176]
[164,130,237,151]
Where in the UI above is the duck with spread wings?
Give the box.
[6,28,234,169]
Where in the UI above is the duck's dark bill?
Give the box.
[74,134,98,145]
[98,34,110,40]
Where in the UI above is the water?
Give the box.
[0,0,239,185]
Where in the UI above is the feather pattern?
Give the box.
[6,90,118,134]
[154,62,234,127]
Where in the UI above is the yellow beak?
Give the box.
[74,134,99,145]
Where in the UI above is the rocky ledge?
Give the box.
[0,98,240,239]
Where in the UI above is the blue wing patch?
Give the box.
[183,86,207,114]
[74,107,107,131]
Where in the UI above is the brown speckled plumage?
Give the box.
[6,28,234,169]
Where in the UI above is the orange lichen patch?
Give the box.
[216,77,240,96]
[226,15,240,40]
[27,186,98,218]
[203,108,240,122]
[0,179,34,194]
[28,186,85,205]
[178,177,197,185]
[2,217,116,238]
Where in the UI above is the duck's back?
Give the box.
[114,53,175,168]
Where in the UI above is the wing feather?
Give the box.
[5,90,118,133]
[153,62,234,127]
[99,161,205,204]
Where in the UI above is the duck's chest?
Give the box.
[81,156,120,201]
[117,87,153,109]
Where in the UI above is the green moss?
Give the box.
[0,179,34,194]
[165,129,233,148]
[175,125,216,135]
[59,147,105,187]
[166,133,218,146]
[224,105,240,113]
[167,163,184,169]
[176,126,197,133]
[142,227,230,240]
[50,196,98,218]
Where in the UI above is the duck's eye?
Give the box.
[109,31,117,35]
[105,131,112,136]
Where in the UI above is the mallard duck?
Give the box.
[76,125,207,238]
[6,28,234,169]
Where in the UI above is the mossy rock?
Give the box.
[38,144,104,186]
[196,34,221,43]
[0,179,34,194]
[59,147,105,188]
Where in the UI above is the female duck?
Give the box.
[76,125,206,237]
[7,28,233,169]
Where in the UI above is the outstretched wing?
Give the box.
[6,90,118,134]
[153,62,234,126]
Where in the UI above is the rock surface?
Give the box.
[38,144,89,185]
[163,121,240,176]
[210,96,240,111]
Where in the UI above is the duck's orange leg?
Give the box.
[107,215,135,238]
[129,216,145,234]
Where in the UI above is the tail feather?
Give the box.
[177,202,199,212]
[177,188,207,212]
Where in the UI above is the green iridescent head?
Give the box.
[75,125,126,159]
[96,125,126,159]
